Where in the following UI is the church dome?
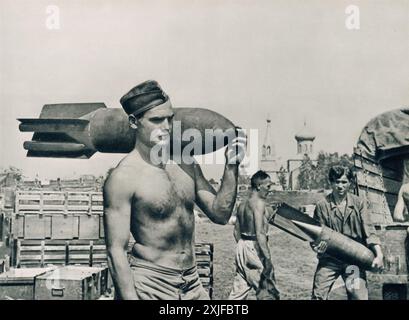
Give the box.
[295,121,315,141]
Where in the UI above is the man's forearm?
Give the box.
[256,234,272,262]
[371,244,383,258]
[108,249,137,300]
[211,164,239,223]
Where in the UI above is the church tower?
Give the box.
[295,120,315,157]
[260,115,279,174]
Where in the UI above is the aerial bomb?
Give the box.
[271,202,376,271]
[18,103,237,159]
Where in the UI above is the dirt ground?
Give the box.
[195,221,348,300]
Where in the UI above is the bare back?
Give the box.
[236,196,269,237]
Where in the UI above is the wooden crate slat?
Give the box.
[69,245,106,251]
[17,195,42,201]
[66,196,90,201]
[353,152,402,182]
[18,205,42,210]
[20,254,66,261]
[67,205,90,211]
[356,171,386,192]
[20,245,65,251]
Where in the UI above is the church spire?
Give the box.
[260,115,278,173]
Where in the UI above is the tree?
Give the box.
[2,166,24,182]
[297,155,316,190]
[297,152,354,190]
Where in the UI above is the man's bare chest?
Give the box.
[132,164,196,217]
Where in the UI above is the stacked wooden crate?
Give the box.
[2,190,105,268]
[353,148,409,300]
[1,190,215,299]
[195,243,214,298]
[10,190,104,241]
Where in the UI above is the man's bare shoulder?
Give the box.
[104,153,144,195]
[248,196,265,213]
[400,183,409,194]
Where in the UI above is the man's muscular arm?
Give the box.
[193,162,239,224]
[103,170,136,300]
[393,185,408,222]
[193,133,246,224]
[233,208,241,242]
[252,200,273,276]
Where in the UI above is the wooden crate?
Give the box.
[8,212,103,241]
[376,224,409,276]
[15,191,103,215]
[34,266,109,300]
[11,239,108,268]
[353,148,398,225]
[11,191,104,241]
[0,267,57,300]
[368,274,409,300]
[195,242,214,298]
[353,148,409,300]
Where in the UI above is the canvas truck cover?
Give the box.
[357,108,409,162]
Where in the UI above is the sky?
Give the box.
[1,0,408,180]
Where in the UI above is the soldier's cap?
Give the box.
[120,80,171,117]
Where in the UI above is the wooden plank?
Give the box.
[196,256,211,262]
[78,216,100,239]
[354,158,381,175]
[197,267,211,277]
[69,254,106,259]
[24,216,51,239]
[69,245,106,251]
[17,195,42,201]
[67,205,90,211]
[360,188,384,203]
[18,204,42,210]
[20,245,65,251]
[99,217,105,238]
[354,153,402,181]
[370,213,390,225]
[356,171,385,192]
[10,215,24,238]
[42,205,65,210]
[20,254,66,261]
[67,195,90,201]
[367,202,389,215]
[41,192,65,197]
[18,239,105,246]
[51,216,78,240]
[42,196,65,201]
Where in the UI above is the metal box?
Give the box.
[34,266,108,300]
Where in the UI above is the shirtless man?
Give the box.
[393,183,409,222]
[103,80,246,300]
[393,159,409,222]
[228,170,280,300]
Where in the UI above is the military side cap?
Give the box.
[120,80,170,116]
